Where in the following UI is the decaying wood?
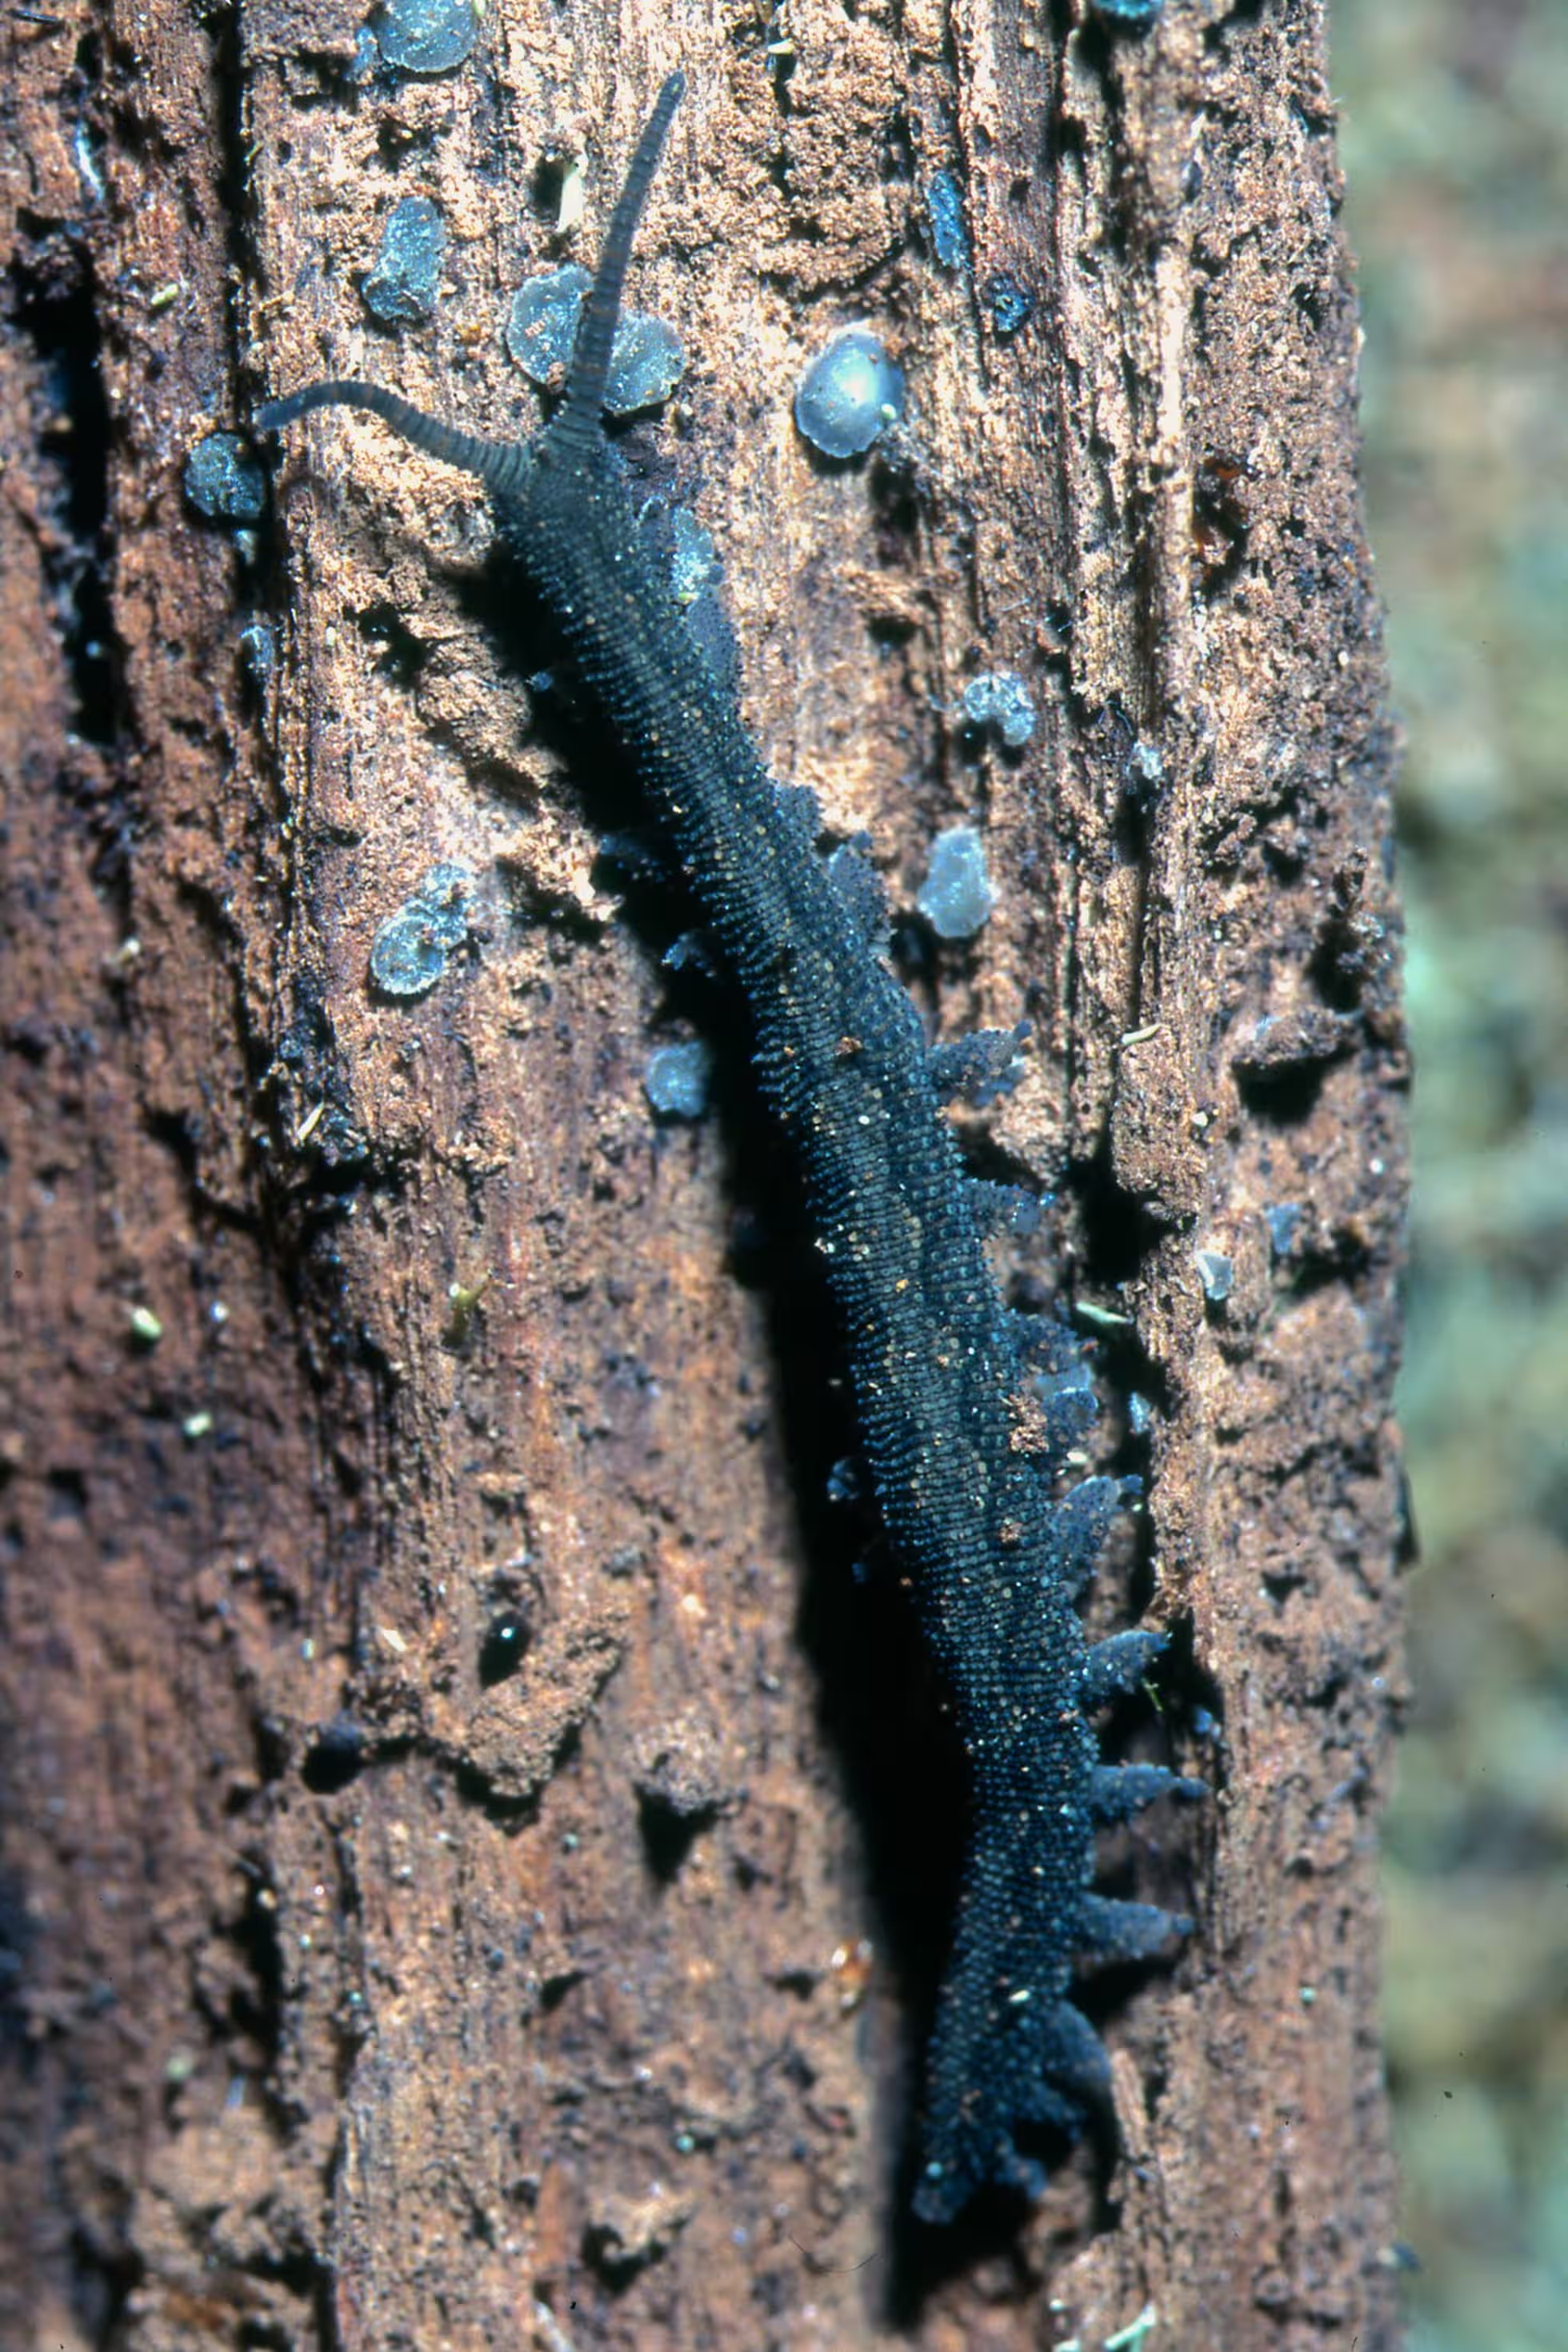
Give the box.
[2,1,1408,2345]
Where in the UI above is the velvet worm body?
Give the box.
[259,73,1201,2226]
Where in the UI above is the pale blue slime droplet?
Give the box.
[917,826,998,941]
[410,862,475,945]
[371,914,446,998]
[962,670,1037,750]
[506,267,592,382]
[794,329,906,459]
[185,434,266,523]
[373,0,478,77]
[362,197,447,326]
[604,313,686,413]
[645,1040,713,1120]
[925,171,970,271]
[370,862,478,999]
[1195,1249,1234,1305]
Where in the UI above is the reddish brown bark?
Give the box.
[2,2,1407,2346]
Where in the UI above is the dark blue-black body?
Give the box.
[259,72,1199,2225]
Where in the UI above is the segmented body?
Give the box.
[259,71,1198,2224]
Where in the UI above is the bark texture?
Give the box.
[2,1,1408,2346]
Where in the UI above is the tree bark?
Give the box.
[2,2,1408,2346]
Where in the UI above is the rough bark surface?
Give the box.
[2,2,1408,2347]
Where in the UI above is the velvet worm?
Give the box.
[259,73,1202,2225]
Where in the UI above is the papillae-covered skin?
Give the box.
[259,72,1197,2226]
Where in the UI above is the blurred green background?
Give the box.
[1333,1,1568,2345]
